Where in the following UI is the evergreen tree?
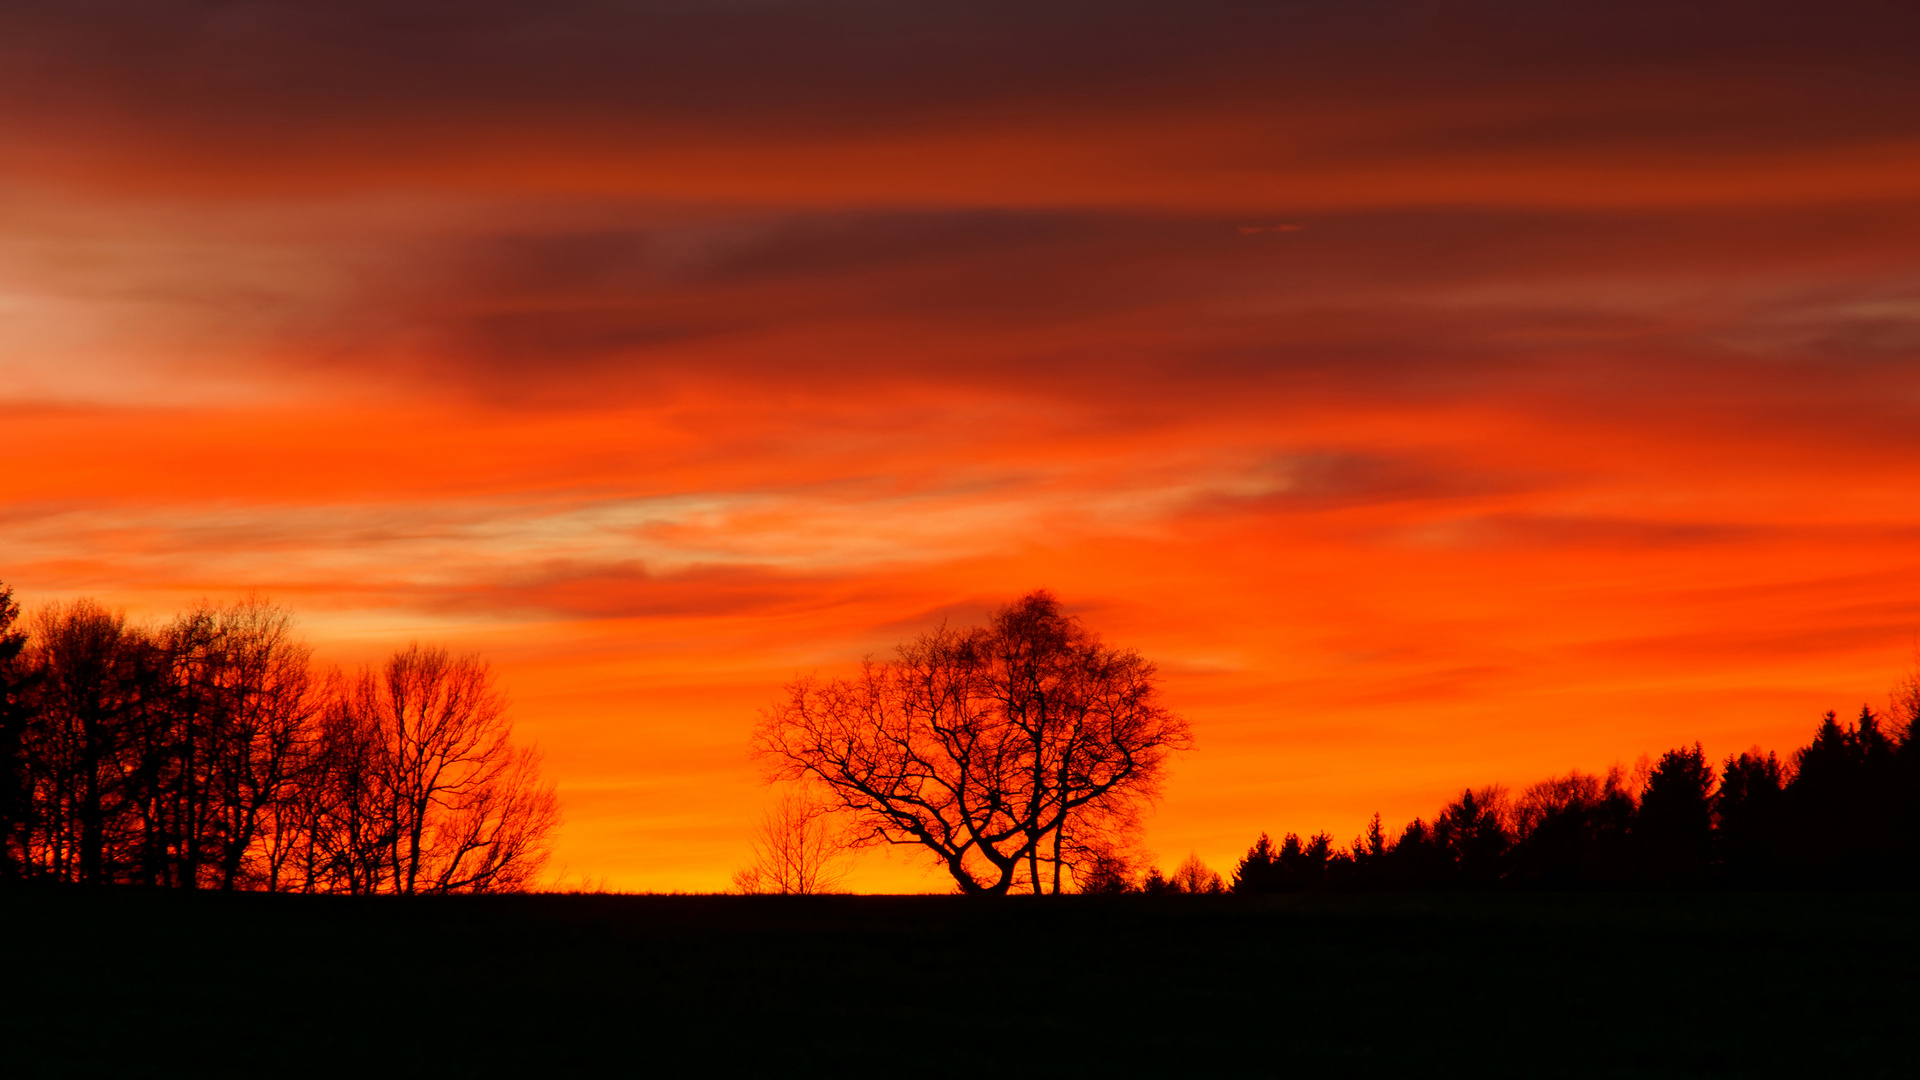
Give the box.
[1433,788,1508,886]
[1788,707,1897,883]
[1285,831,1336,891]
[1634,744,1714,886]
[1384,818,1444,887]
[1230,832,1279,894]
[1339,813,1390,888]
[1715,749,1787,885]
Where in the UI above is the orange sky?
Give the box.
[6,1,1920,891]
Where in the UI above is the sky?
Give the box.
[5,0,1920,891]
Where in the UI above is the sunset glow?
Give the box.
[7,1,1920,890]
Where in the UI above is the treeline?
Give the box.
[0,582,557,893]
[1229,697,1920,892]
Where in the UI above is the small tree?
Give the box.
[1891,653,1920,737]
[1075,840,1138,894]
[1170,852,1224,894]
[733,790,849,895]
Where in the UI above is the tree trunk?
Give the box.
[1051,824,1064,895]
[79,735,103,885]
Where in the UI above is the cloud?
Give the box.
[7,1,1920,211]
[16,199,1916,423]
[418,560,827,621]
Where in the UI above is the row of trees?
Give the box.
[0,582,557,892]
[1230,695,1920,892]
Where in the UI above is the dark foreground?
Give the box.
[3,889,1914,1077]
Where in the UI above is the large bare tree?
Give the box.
[756,591,1191,896]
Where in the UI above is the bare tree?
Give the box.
[273,646,558,895]
[732,789,849,895]
[1171,852,1224,894]
[350,643,558,894]
[1074,839,1140,894]
[287,681,398,894]
[2,590,560,894]
[420,741,561,893]
[155,599,319,890]
[1892,652,1920,736]
[24,600,150,885]
[756,591,1191,896]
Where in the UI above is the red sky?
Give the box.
[6,1,1920,891]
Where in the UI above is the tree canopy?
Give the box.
[0,586,557,893]
[756,591,1191,895]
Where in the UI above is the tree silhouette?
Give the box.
[733,790,849,895]
[1139,865,1176,894]
[1231,832,1280,893]
[756,591,1191,896]
[1892,663,1920,880]
[1787,707,1897,883]
[1289,832,1338,889]
[1892,660,1920,740]
[346,644,558,894]
[25,599,149,884]
[0,582,34,880]
[1341,813,1390,886]
[1381,818,1423,884]
[1075,840,1138,894]
[1633,744,1715,886]
[288,684,398,893]
[1224,662,1920,893]
[140,599,320,889]
[1170,852,1224,894]
[0,588,557,894]
[1715,749,1787,886]
[1433,787,1509,886]
[1505,769,1633,888]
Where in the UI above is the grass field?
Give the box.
[4,888,1914,1076]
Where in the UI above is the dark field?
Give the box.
[4,888,1915,1077]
